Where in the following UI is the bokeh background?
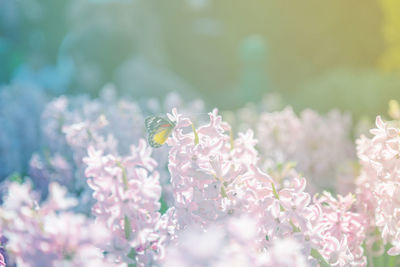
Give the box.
[2,0,400,114]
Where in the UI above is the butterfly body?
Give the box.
[145,116,175,148]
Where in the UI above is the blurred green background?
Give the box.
[1,0,400,118]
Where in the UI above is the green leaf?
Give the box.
[124,215,132,240]
[386,254,398,267]
[127,248,137,267]
[271,182,285,212]
[310,248,331,267]
[229,130,234,150]
[159,196,169,214]
[8,172,23,184]
[192,123,199,145]
[271,182,280,200]
[221,186,227,198]
[116,161,128,190]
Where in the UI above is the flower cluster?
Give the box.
[29,86,143,198]
[0,181,114,266]
[255,107,355,193]
[163,216,309,267]
[356,116,400,255]
[313,192,366,266]
[165,108,365,266]
[2,95,400,266]
[83,139,176,266]
[167,108,262,226]
[28,86,203,209]
[4,0,400,265]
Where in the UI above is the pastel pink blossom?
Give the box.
[84,139,176,266]
[250,107,354,193]
[356,116,400,256]
[0,182,114,266]
[165,108,364,267]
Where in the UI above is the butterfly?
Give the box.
[145,116,176,148]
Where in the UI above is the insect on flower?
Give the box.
[145,116,176,148]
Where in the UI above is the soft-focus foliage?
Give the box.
[379,0,400,72]
[0,83,46,178]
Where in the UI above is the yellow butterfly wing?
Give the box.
[145,116,175,148]
[152,127,171,146]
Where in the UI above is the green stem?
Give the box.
[116,161,128,190]
[116,162,136,266]
[124,215,132,240]
[271,182,279,200]
[86,128,93,140]
[271,182,284,212]
[310,248,331,267]
[289,221,300,233]
[220,186,227,198]
[124,214,136,267]
[191,123,199,145]
[229,130,234,150]
[386,254,397,267]
[372,254,384,267]
[127,248,137,267]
